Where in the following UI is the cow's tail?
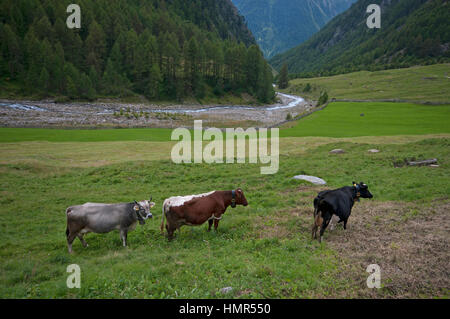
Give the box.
[160,200,168,233]
[313,197,320,218]
[65,207,71,238]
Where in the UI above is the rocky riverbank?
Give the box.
[0,92,313,128]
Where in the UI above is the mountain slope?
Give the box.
[232,0,356,58]
[0,0,275,102]
[270,0,450,76]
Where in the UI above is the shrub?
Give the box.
[318,91,328,106]
[303,83,311,92]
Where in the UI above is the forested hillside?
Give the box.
[270,0,450,77]
[232,0,356,58]
[0,0,275,103]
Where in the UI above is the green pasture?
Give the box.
[281,102,450,137]
[0,135,449,298]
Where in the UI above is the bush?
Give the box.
[318,91,328,106]
[303,83,311,92]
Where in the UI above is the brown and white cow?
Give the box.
[160,189,248,240]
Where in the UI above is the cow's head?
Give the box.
[235,188,248,207]
[133,198,155,224]
[353,182,373,199]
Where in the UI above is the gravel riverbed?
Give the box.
[0,92,313,128]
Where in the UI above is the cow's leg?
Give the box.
[312,210,323,240]
[120,229,128,247]
[319,213,331,243]
[167,226,176,241]
[329,215,339,231]
[208,219,213,232]
[214,219,220,231]
[67,231,78,254]
[77,234,88,248]
[166,220,177,241]
[311,224,318,239]
[343,218,348,230]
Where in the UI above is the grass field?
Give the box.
[281,102,450,137]
[281,64,450,103]
[0,133,449,298]
[1,88,449,298]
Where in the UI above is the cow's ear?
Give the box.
[149,202,155,208]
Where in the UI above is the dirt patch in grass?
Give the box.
[324,200,450,298]
[254,214,292,239]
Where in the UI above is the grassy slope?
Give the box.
[281,64,450,103]
[0,135,449,298]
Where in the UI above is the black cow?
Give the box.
[312,182,373,242]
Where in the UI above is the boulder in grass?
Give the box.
[368,149,380,153]
[329,149,345,154]
[293,175,327,185]
[220,287,233,294]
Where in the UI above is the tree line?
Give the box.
[0,0,275,103]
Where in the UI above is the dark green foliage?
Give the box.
[278,64,289,89]
[270,0,450,77]
[317,91,328,106]
[0,0,274,103]
[303,83,311,92]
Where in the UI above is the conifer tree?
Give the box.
[278,64,289,89]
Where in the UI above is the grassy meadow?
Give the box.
[282,64,450,103]
[281,102,450,137]
[0,132,449,298]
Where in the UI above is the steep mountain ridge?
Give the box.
[270,0,450,76]
[232,0,356,58]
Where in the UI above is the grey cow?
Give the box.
[65,198,155,253]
